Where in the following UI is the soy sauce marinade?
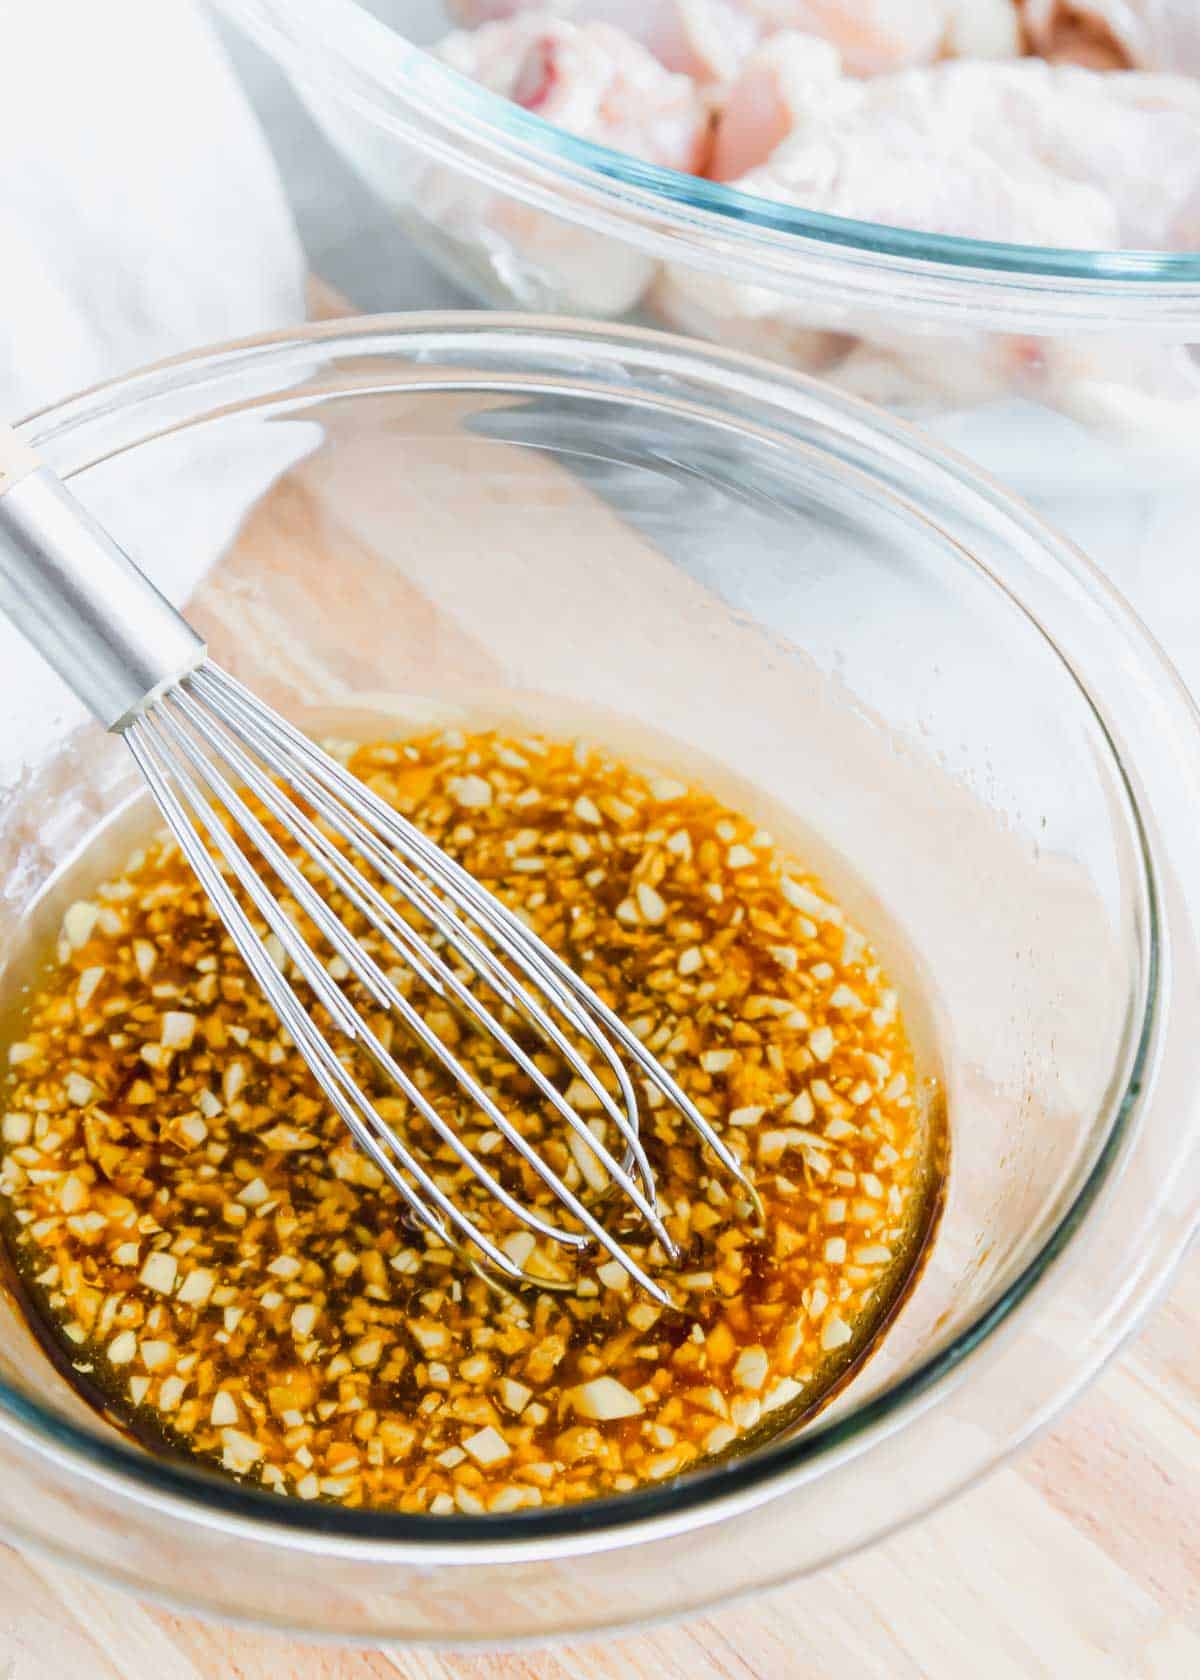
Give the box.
[0,728,943,1511]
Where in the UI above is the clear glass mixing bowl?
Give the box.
[1,315,1199,1642]
[217,1,1200,466]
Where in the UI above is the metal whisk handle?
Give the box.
[0,424,205,731]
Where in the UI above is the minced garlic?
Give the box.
[0,728,943,1512]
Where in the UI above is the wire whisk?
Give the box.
[0,425,760,1306]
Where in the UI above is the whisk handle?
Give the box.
[0,424,205,732]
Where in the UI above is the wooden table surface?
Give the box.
[0,1242,1193,1678]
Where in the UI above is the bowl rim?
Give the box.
[0,312,1189,1570]
[215,0,1200,331]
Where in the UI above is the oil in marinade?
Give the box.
[0,726,943,1510]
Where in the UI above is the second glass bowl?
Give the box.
[220,0,1200,465]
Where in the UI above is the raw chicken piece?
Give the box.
[437,13,711,173]
[705,36,1200,247]
[447,0,760,83]
[654,267,1200,451]
[709,34,842,181]
[658,43,1200,431]
[651,254,1070,407]
[735,2,946,74]
[1019,0,1132,65]
[1021,1,1200,74]
[833,330,1200,447]
[450,0,1021,78]
[735,1,1019,74]
[709,11,1018,177]
[1042,341,1200,454]
[941,0,1023,59]
[422,12,710,316]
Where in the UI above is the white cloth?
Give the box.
[0,0,305,418]
[0,0,307,760]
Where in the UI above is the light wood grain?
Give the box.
[0,284,1193,1675]
[0,1244,1194,1678]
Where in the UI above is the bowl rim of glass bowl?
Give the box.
[217,0,1200,333]
[2,314,1198,1602]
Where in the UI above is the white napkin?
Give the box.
[0,0,309,764]
[0,0,305,418]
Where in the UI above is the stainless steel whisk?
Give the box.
[0,425,760,1306]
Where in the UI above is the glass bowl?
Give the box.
[217,1,1200,467]
[1,314,1199,1642]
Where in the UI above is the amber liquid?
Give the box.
[0,701,947,1497]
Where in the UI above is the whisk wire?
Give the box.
[125,723,496,1268]
[194,667,762,1225]
[127,682,682,1304]
[141,705,589,1255]
[189,668,658,1199]
[169,685,671,1249]
[132,713,677,1301]
[0,436,759,1307]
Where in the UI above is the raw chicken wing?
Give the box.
[735,1,1019,74]
[448,0,760,82]
[422,11,710,316]
[1021,1,1200,74]
[451,0,1021,78]
[437,12,711,172]
[705,35,1200,245]
[658,41,1200,426]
